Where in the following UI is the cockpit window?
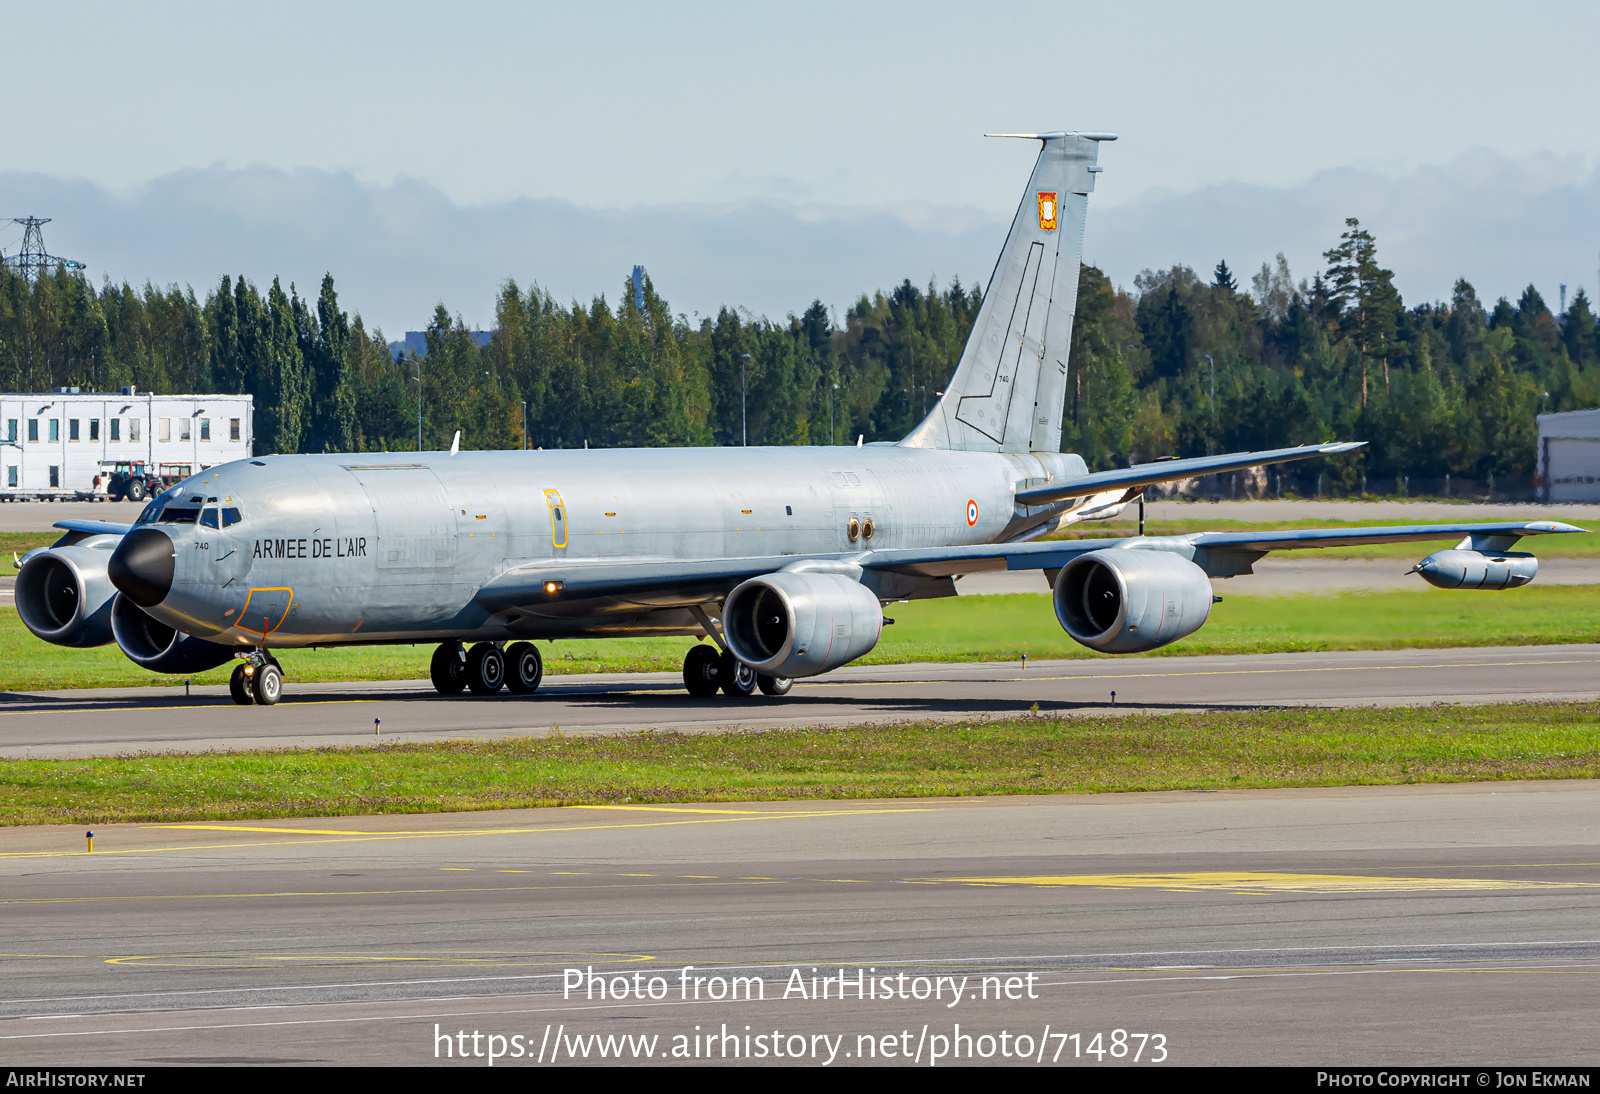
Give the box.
[137,502,163,524]
[158,507,200,524]
[222,507,243,528]
[199,508,220,529]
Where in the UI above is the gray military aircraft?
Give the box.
[15,131,1582,705]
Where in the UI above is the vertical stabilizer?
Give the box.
[900,131,1113,453]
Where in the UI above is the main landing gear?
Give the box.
[228,652,284,706]
[681,644,790,698]
[429,640,544,697]
[422,638,784,700]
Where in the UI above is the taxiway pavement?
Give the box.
[1,782,1596,1066]
[1,644,1596,759]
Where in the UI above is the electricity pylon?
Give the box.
[1,217,86,283]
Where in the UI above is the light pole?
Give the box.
[740,353,750,446]
[1202,354,1215,457]
[411,357,423,452]
[828,381,839,445]
[520,399,527,450]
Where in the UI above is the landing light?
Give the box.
[544,581,563,594]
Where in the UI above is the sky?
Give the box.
[2,1,1597,334]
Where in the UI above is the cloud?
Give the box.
[1091,149,1600,307]
[3,149,1596,342]
[0,166,1002,337]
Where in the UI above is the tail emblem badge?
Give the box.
[1037,191,1058,231]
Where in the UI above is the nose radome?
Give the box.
[109,527,176,607]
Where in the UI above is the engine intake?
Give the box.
[110,593,236,675]
[723,571,883,677]
[15,545,118,647]
[1054,548,1213,653]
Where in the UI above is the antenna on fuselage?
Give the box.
[450,430,460,455]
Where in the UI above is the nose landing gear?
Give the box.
[228,652,284,706]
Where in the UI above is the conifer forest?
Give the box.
[2,219,1596,495]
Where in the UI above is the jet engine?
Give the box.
[15,543,118,647]
[1414,549,1537,590]
[722,571,884,678]
[110,593,236,675]
[1054,548,1213,653]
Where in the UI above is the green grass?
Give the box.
[1049,518,1600,558]
[1,532,59,558]
[4,702,1597,826]
[4,583,1598,692]
[865,586,1600,662]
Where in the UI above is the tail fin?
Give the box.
[900,131,1114,453]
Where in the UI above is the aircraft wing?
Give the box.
[1013,442,1365,506]
[864,520,1585,577]
[476,555,821,612]
[475,521,1584,611]
[1175,521,1582,553]
[53,519,135,537]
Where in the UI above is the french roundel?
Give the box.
[966,499,979,526]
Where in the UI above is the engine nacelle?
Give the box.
[723,571,884,678]
[15,544,119,647]
[1054,548,1213,653]
[1415,549,1537,590]
[110,593,236,675]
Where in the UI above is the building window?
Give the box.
[200,419,210,441]
[110,419,120,442]
[49,466,59,488]
[49,420,59,442]
[89,419,99,441]
[5,420,14,443]
[180,419,191,441]
[27,420,38,443]
[229,418,241,442]
[69,419,80,442]
[6,466,15,488]
[130,419,141,442]
[159,418,170,443]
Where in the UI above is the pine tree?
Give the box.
[1323,218,1401,405]
[1213,260,1237,292]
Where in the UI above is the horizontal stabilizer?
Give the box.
[1014,443,1365,506]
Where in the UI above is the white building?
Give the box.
[0,388,254,498]
[1537,407,1600,502]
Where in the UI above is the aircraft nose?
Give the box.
[109,527,176,607]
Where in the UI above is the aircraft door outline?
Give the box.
[545,490,568,553]
[237,586,294,635]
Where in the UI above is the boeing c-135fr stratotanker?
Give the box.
[15,132,1582,704]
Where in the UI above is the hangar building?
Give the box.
[0,388,254,499]
[1537,407,1600,502]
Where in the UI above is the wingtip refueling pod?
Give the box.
[1409,525,1582,590]
[1413,549,1538,590]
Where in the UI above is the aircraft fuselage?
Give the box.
[133,445,1086,648]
